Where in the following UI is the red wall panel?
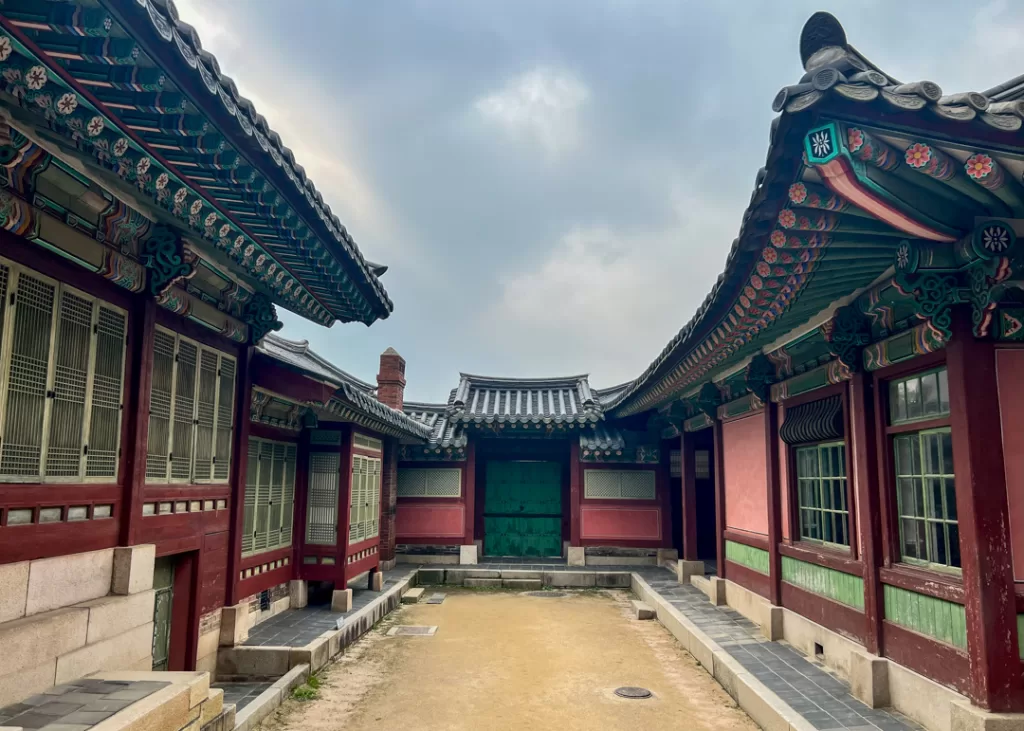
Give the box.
[396,504,465,539]
[580,506,661,541]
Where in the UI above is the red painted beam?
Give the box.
[569,441,582,546]
[946,308,1023,711]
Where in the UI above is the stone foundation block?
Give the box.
[760,604,783,641]
[500,570,544,580]
[111,544,155,596]
[0,658,57,708]
[26,549,113,616]
[951,700,1024,731]
[675,560,705,583]
[464,577,502,588]
[502,578,542,590]
[288,580,308,609]
[657,548,679,564]
[331,589,353,613]
[402,588,424,604]
[416,568,445,585]
[0,606,88,676]
[631,600,655,620]
[81,589,155,645]
[218,603,250,647]
[202,688,225,726]
[459,544,478,565]
[708,576,727,605]
[0,561,29,624]
[544,571,595,588]
[595,572,631,587]
[217,647,292,679]
[849,648,890,709]
[54,621,153,684]
[567,546,585,566]
[445,569,499,585]
[370,571,384,592]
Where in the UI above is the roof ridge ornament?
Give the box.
[800,12,848,72]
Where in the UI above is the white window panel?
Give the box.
[146,327,235,484]
[583,469,656,500]
[350,454,382,541]
[353,433,382,453]
[242,436,298,557]
[0,257,127,483]
[398,468,461,498]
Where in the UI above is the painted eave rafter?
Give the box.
[609,11,1024,418]
[0,0,392,326]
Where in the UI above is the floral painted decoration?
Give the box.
[788,183,807,205]
[964,153,993,181]
[904,143,932,169]
[777,209,796,229]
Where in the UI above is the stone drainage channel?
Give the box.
[216,565,919,731]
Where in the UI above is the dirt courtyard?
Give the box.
[261,588,757,731]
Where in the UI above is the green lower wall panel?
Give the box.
[781,556,864,610]
[1018,615,1024,660]
[883,584,967,650]
[725,540,769,575]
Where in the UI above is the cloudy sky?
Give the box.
[175,0,1024,402]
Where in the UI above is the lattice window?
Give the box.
[353,433,382,453]
[146,327,235,484]
[583,469,656,500]
[398,468,461,498]
[350,454,381,542]
[0,257,127,483]
[242,436,298,557]
[796,442,849,547]
[306,452,340,545]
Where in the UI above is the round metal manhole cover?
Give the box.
[524,591,567,598]
[614,686,653,699]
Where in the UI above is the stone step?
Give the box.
[630,599,655,620]
[402,588,425,604]
[464,577,502,588]
[502,578,543,591]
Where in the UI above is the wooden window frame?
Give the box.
[873,354,962,576]
[242,436,297,557]
[145,326,235,485]
[781,383,857,559]
[397,467,462,499]
[794,440,851,550]
[582,468,657,500]
[349,453,382,543]
[0,255,128,484]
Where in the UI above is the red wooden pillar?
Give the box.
[569,441,582,546]
[713,420,727,579]
[764,402,782,605]
[122,297,156,547]
[946,308,1022,711]
[337,430,354,586]
[658,441,672,547]
[292,429,311,570]
[850,371,883,655]
[464,441,476,544]
[379,438,398,563]
[680,431,699,561]
[227,345,253,606]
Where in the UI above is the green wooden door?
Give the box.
[151,556,175,671]
[483,461,562,557]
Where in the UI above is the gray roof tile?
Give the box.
[451,374,601,425]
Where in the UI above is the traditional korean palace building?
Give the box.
[2,5,1024,728]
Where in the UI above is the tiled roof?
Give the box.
[258,334,375,392]
[606,11,1024,417]
[403,402,466,448]
[450,374,602,425]
[0,0,391,325]
[579,424,629,452]
[257,334,430,440]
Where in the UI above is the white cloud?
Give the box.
[478,177,741,385]
[475,67,590,156]
[166,0,409,265]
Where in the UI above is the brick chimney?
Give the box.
[376,347,406,411]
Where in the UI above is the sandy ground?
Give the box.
[261,589,758,731]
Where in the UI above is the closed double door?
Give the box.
[483,461,562,557]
